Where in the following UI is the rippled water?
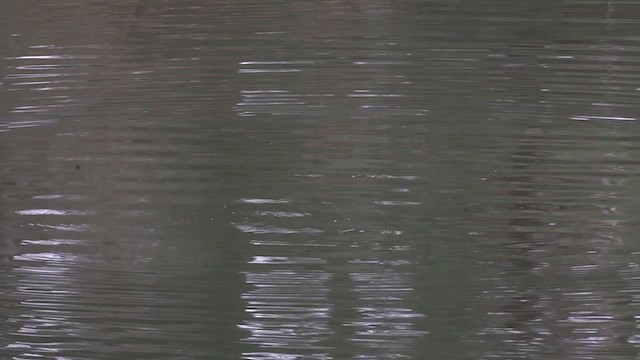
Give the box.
[2,1,640,359]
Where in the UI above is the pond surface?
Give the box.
[1,1,640,359]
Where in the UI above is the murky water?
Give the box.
[1,1,640,359]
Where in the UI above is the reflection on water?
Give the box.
[1,0,640,359]
[236,196,426,359]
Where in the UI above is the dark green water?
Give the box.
[1,1,640,359]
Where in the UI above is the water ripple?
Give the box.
[1,0,640,359]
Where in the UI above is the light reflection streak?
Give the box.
[15,209,95,216]
[238,194,425,358]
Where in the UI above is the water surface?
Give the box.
[2,1,640,359]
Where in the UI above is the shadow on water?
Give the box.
[473,82,640,359]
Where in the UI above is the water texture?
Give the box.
[1,1,640,359]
